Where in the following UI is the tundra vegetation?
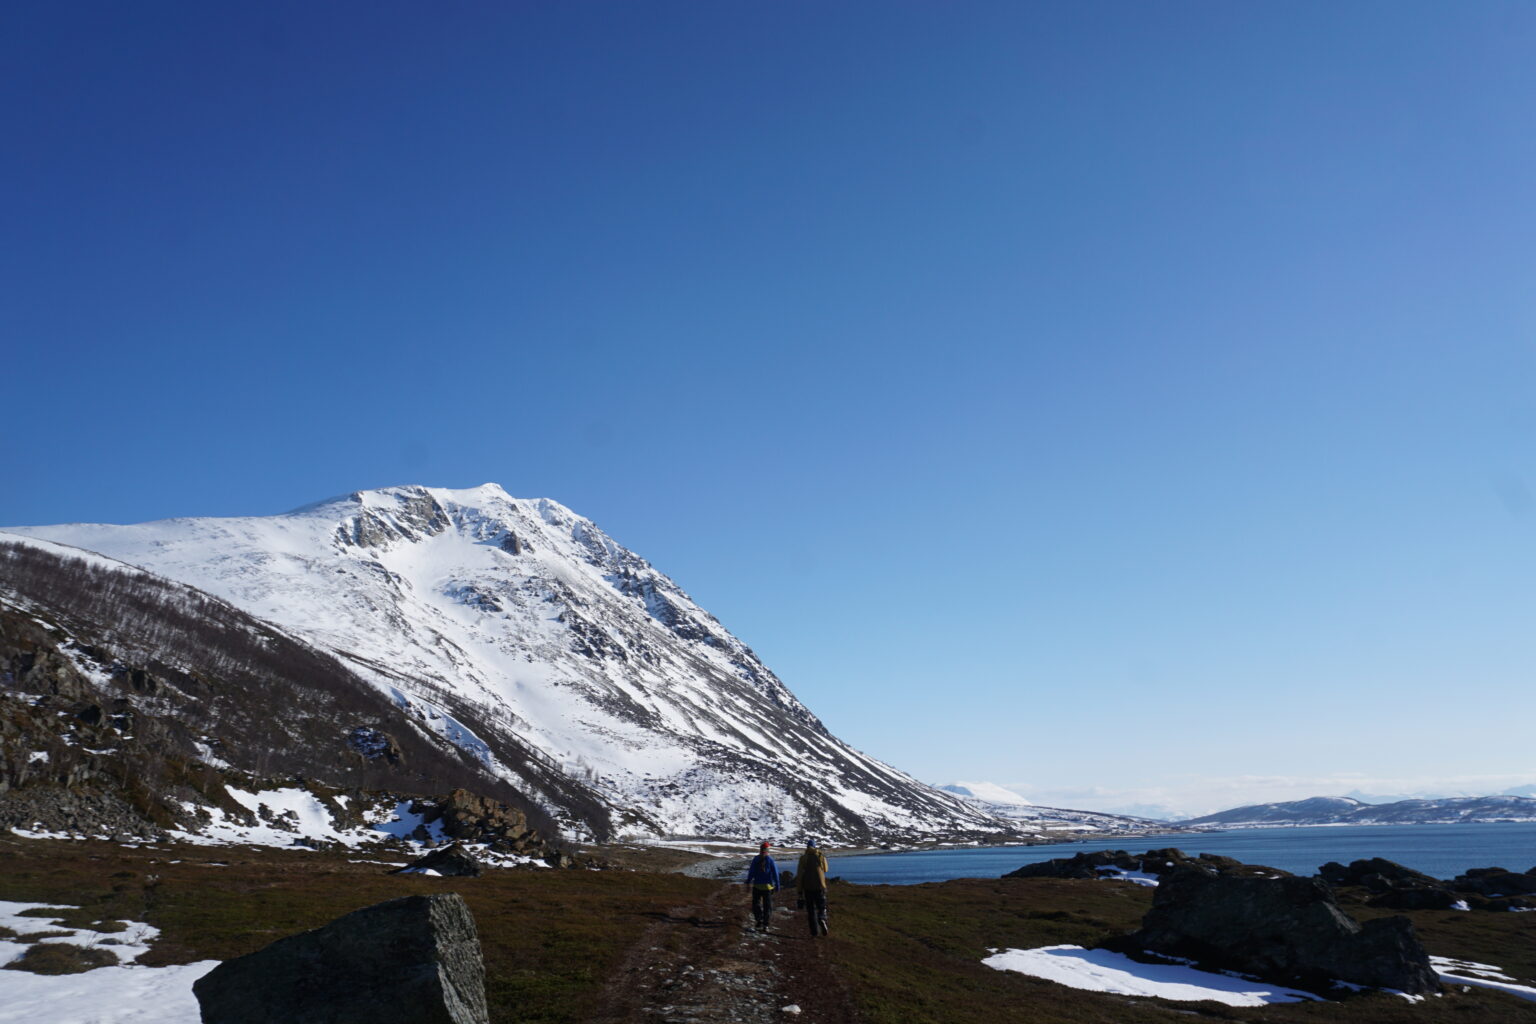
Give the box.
[0,835,1532,1023]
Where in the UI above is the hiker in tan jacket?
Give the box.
[796,839,830,937]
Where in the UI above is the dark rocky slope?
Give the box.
[0,539,586,849]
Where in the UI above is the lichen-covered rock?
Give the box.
[193,893,487,1024]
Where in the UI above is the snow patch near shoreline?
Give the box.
[983,945,1321,1006]
[1432,956,1536,1002]
[1095,866,1160,887]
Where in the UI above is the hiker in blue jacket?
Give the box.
[744,840,780,932]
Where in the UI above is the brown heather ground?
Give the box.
[0,835,1532,1023]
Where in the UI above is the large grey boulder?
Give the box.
[1107,868,1439,996]
[193,893,488,1024]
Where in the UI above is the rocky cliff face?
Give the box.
[5,486,1002,843]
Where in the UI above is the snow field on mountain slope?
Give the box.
[12,497,703,782]
[165,787,433,848]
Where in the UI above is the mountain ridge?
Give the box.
[5,484,1006,843]
[1185,794,1536,827]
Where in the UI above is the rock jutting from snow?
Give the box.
[392,843,483,877]
[192,893,488,1024]
[1106,866,1440,996]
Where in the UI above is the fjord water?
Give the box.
[830,823,1536,885]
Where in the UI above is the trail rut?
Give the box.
[591,880,855,1024]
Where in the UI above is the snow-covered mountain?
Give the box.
[935,781,1171,836]
[1184,795,1536,827]
[5,484,1002,843]
[939,782,1033,806]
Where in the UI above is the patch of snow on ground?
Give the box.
[226,787,342,839]
[0,901,159,967]
[190,741,230,769]
[166,789,442,850]
[1096,866,1160,887]
[11,828,95,841]
[1432,956,1536,1003]
[0,900,213,1024]
[0,959,217,1024]
[983,945,1322,1007]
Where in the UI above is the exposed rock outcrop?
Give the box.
[1449,866,1536,898]
[1005,847,1260,881]
[1317,858,1533,911]
[193,893,488,1024]
[410,788,538,851]
[1318,857,1441,891]
[1107,868,1440,996]
[1318,857,1464,910]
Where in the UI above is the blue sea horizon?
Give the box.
[830,822,1536,885]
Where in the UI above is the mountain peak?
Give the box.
[8,488,1004,843]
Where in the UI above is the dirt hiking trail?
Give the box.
[590,878,856,1024]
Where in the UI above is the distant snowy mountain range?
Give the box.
[1183,795,1536,827]
[2,484,1165,846]
[1345,786,1536,803]
[936,782,1170,836]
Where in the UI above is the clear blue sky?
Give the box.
[5,2,1533,815]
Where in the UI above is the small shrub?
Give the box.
[3,943,117,974]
